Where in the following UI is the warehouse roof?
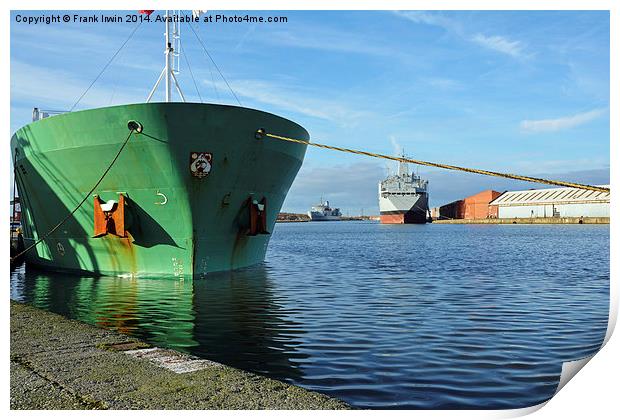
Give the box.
[490,185,610,206]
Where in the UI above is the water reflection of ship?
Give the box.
[190,267,308,382]
[10,263,307,382]
[12,264,161,339]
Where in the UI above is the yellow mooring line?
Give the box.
[262,132,610,194]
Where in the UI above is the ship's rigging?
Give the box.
[66,10,240,111]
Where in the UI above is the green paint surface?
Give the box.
[12,103,308,278]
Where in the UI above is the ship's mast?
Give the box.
[398,152,409,178]
[147,10,185,103]
[164,11,172,102]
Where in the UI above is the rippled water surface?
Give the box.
[10,222,609,409]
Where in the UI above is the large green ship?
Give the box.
[11,11,308,279]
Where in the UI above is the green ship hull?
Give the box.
[11,103,308,279]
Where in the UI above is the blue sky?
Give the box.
[10,10,610,214]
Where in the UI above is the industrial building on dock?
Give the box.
[432,185,610,221]
[434,189,501,220]
[489,185,610,219]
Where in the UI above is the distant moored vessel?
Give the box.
[308,199,342,221]
[379,158,429,224]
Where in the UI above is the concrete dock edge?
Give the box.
[433,217,609,224]
[10,301,350,410]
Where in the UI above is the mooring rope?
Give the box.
[11,128,136,262]
[263,132,610,193]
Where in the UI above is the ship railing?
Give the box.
[32,108,70,122]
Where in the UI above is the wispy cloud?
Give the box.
[255,26,395,57]
[10,60,146,109]
[284,161,384,214]
[471,34,524,58]
[234,24,258,51]
[511,158,610,174]
[426,77,463,91]
[393,11,527,58]
[520,108,607,132]
[392,11,459,32]
[202,78,372,127]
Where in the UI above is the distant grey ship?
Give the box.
[308,199,342,221]
[379,159,429,224]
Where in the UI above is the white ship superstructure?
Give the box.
[379,159,429,224]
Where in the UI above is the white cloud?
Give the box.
[471,34,524,58]
[283,161,384,214]
[234,24,258,51]
[10,59,148,110]
[12,24,127,54]
[520,108,607,132]
[426,77,462,90]
[393,11,527,59]
[10,59,157,133]
[256,26,396,57]
[392,11,459,33]
[202,78,372,127]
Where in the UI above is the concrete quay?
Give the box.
[10,301,349,410]
[433,217,609,224]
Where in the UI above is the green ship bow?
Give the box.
[11,102,308,278]
[12,11,311,278]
